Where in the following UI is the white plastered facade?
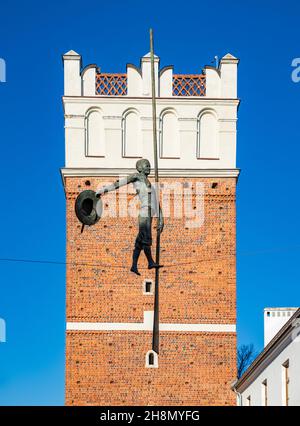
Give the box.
[62,51,239,180]
[235,309,300,406]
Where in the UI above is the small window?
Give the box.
[267,311,270,317]
[143,279,154,295]
[282,360,289,406]
[145,350,158,368]
[246,395,251,406]
[262,379,268,406]
[148,352,154,365]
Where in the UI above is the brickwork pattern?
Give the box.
[66,331,236,406]
[65,176,237,405]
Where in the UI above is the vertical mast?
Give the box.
[150,28,160,354]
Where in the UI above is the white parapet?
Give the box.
[205,66,221,98]
[141,52,159,96]
[82,65,97,96]
[219,53,239,99]
[264,307,298,346]
[127,64,143,96]
[63,50,82,96]
[160,66,173,97]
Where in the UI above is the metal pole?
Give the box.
[150,28,160,355]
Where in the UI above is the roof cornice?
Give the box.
[60,167,240,184]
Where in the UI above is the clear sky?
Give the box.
[0,0,299,405]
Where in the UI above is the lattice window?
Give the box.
[173,74,206,96]
[95,73,127,96]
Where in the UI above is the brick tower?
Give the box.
[62,50,239,405]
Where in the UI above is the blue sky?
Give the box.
[0,0,299,405]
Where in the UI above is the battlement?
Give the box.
[63,51,238,98]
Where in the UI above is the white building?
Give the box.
[233,308,300,406]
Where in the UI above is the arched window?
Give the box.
[159,110,180,158]
[148,352,154,365]
[122,109,142,158]
[85,108,105,157]
[145,350,158,368]
[197,110,219,159]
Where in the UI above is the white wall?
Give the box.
[264,308,298,347]
[63,97,238,170]
[239,334,300,406]
[62,51,239,173]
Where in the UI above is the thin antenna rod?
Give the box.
[150,28,160,355]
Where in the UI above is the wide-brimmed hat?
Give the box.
[75,190,102,226]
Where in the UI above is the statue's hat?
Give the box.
[75,190,102,226]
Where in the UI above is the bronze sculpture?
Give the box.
[75,189,102,226]
[96,159,164,275]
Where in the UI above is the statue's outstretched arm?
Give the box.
[96,173,138,197]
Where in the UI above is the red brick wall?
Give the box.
[65,176,237,405]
